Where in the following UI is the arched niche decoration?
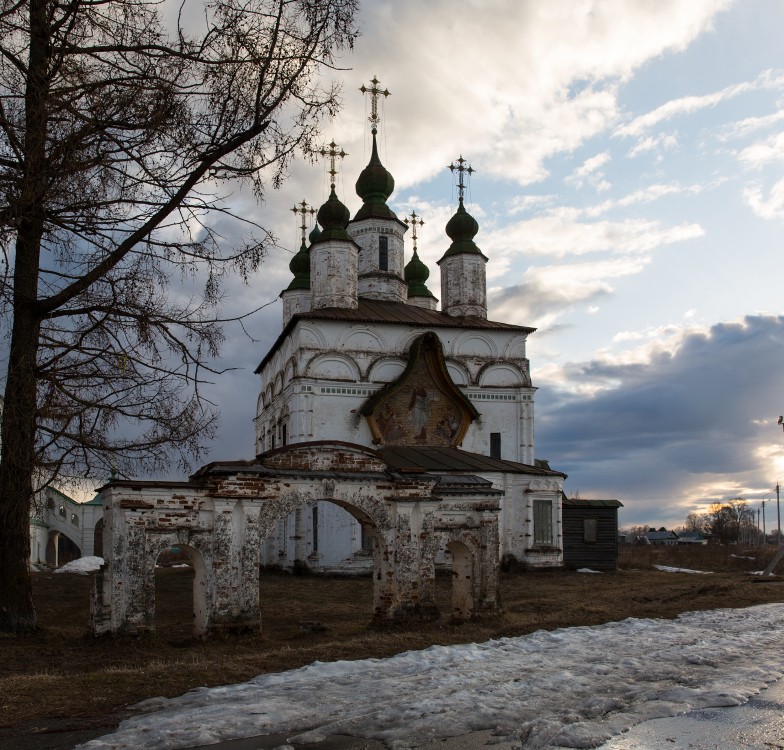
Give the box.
[296,323,327,351]
[445,360,470,386]
[451,331,498,358]
[336,325,388,353]
[361,332,479,446]
[305,352,361,381]
[477,362,527,387]
[503,334,528,360]
[367,357,406,383]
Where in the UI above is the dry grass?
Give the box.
[2,545,783,749]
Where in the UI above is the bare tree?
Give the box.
[0,0,358,632]
[703,499,754,544]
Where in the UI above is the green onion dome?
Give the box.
[315,186,351,242]
[354,131,397,221]
[405,249,435,298]
[440,198,487,260]
[285,240,310,291]
[308,224,322,245]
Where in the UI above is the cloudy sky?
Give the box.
[195,0,784,531]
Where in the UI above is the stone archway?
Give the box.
[154,544,209,637]
[257,484,400,625]
[91,441,503,636]
[46,530,81,567]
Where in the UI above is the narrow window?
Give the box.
[379,235,389,271]
[281,422,287,446]
[533,500,553,545]
[490,432,501,459]
[584,518,598,543]
[312,504,319,552]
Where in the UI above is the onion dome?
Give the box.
[285,240,310,291]
[308,223,322,245]
[353,131,397,221]
[315,186,351,242]
[405,249,435,298]
[440,198,487,260]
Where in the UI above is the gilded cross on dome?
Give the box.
[359,75,390,134]
[291,199,315,244]
[318,140,347,188]
[448,155,474,202]
[404,211,424,253]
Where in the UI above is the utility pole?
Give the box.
[761,499,767,544]
[778,482,782,547]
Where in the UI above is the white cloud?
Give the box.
[627,132,679,158]
[738,131,784,168]
[615,69,784,139]
[743,178,784,220]
[720,109,784,141]
[327,0,734,190]
[485,213,704,259]
[566,151,612,191]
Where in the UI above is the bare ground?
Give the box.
[1,544,783,750]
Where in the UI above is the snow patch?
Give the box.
[653,564,712,574]
[77,604,784,750]
[54,556,104,575]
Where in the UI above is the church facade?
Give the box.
[253,82,565,576]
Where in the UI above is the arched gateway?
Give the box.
[91,442,502,636]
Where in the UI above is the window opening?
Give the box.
[379,236,389,271]
[312,505,319,552]
[490,432,501,459]
[533,500,553,545]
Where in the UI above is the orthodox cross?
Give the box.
[405,211,424,253]
[318,140,347,188]
[359,75,390,133]
[448,155,474,201]
[291,199,315,244]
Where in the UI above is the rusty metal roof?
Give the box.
[379,446,566,476]
[256,299,535,373]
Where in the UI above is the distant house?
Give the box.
[562,498,623,570]
[676,530,707,545]
[643,528,679,546]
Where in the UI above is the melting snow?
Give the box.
[54,556,104,575]
[653,565,712,574]
[77,604,784,750]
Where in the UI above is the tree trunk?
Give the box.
[0,333,40,631]
[0,0,49,633]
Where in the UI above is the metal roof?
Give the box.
[562,498,623,508]
[256,298,535,373]
[379,446,566,476]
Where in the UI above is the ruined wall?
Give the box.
[92,443,504,636]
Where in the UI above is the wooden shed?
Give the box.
[562,497,623,570]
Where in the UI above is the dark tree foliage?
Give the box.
[0,0,358,632]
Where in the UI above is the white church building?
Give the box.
[252,80,566,575]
